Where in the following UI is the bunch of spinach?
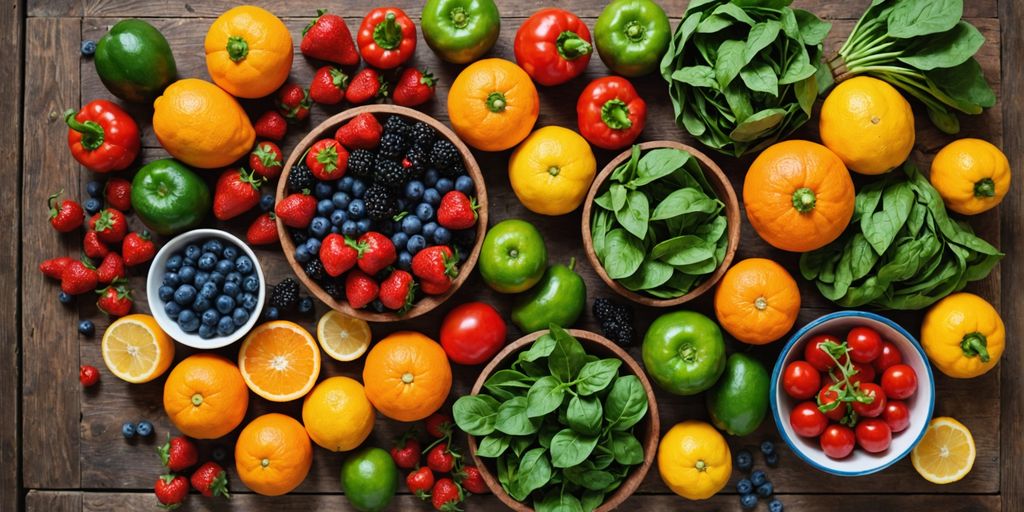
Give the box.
[799,163,1002,310]
[659,0,831,156]
[831,0,995,134]
[453,326,649,512]
[590,146,728,299]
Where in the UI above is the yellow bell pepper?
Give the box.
[921,292,1005,379]
[929,138,1011,215]
[508,126,596,216]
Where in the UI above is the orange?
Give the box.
[163,353,249,439]
[152,78,255,169]
[820,76,915,175]
[714,258,800,345]
[448,58,539,152]
[930,138,1012,215]
[362,331,452,422]
[205,5,293,99]
[101,314,174,383]
[235,413,313,496]
[302,376,376,452]
[238,321,321,402]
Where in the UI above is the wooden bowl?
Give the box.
[466,329,660,512]
[581,141,740,307]
[276,105,488,322]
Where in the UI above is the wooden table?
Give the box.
[5,0,1022,510]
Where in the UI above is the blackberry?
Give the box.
[287,162,315,192]
[375,158,409,187]
[289,229,309,245]
[409,122,436,149]
[592,298,634,346]
[440,160,466,179]
[303,258,325,281]
[382,115,409,137]
[347,149,376,180]
[322,280,344,300]
[378,131,410,161]
[402,145,428,177]
[269,278,300,311]
[364,184,397,221]
[430,139,460,170]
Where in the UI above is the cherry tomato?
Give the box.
[783,361,822,400]
[873,341,903,372]
[804,334,846,371]
[790,401,829,437]
[855,418,892,453]
[817,385,847,421]
[829,361,876,387]
[881,364,918,400]
[883,400,910,433]
[820,424,856,459]
[851,382,887,418]
[847,326,883,363]
[439,302,507,365]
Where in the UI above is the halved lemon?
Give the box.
[101,314,175,383]
[911,416,976,484]
[316,311,371,362]
[239,321,321,402]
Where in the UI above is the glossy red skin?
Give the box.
[357,8,416,69]
[459,465,488,494]
[426,443,455,473]
[576,77,647,150]
[407,466,434,495]
[820,424,856,459]
[804,334,847,371]
[817,385,846,421]
[856,419,893,453]
[441,302,507,365]
[790,401,829,437]
[830,361,876,387]
[852,382,887,418]
[883,400,911,433]
[79,365,99,387]
[66,100,140,172]
[390,437,421,469]
[847,326,883,363]
[214,168,264,220]
[425,413,452,439]
[783,360,821,400]
[514,8,592,86]
[874,341,904,372]
[881,364,918,399]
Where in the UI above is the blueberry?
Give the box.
[751,470,767,487]
[207,272,224,286]
[735,450,753,472]
[350,180,366,198]
[201,239,223,256]
[214,316,234,336]
[135,420,154,437]
[198,324,216,339]
[178,265,196,284]
[182,257,196,268]
[163,272,180,288]
[391,232,409,251]
[242,275,260,293]
[223,281,241,298]
[399,215,421,235]
[423,188,441,206]
[184,244,201,261]
[210,258,230,275]
[757,482,773,498]
[348,199,366,218]
[332,191,351,209]
[341,220,359,237]
[761,441,775,456]
[197,252,217,270]
[197,282,216,300]
[225,271,242,285]
[330,209,348,226]
[397,251,412,270]
[310,217,330,238]
[174,285,197,306]
[405,180,425,200]
[316,199,334,217]
[740,494,758,509]
[769,499,784,512]
[240,292,258,311]
[422,222,438,239]
[264,306,280,320]
[83,197,102,215]
[259,194,275,212]
[304,238,321,255]
[407,234,427,254]
[121,422,135,439]
[298,297,314,314]
[415,203,434,221]
[202,309,220,326]
[338,176,354,192]
[329,225,340,234]
[178,310,199,333]
[436,178,454,194]
[81,39,97,56]
[356,218,372,234]
[192,296,212,313]
[58,291,74,306]
[232,307,250,327]
[737,478,753,495]
[314,182,333,199]
[424,169,440,187]
[455,175,474,194]
[165,254,183,271]
[78,320,95,337]
[194,271,210,288]
[294,245,311,264]
[433,226,452,244]
[222,245,239,261]
[765,451,779,467]
[164,301,182,320]
[86,180,103,198]
[370,299,385,313]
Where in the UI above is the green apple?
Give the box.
[478,219,548,293]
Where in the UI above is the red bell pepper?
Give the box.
[576,77,647,150]
[64,100,140,173]
[357,8,417,69]
[514,8,592,87]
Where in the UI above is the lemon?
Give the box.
[102,314,175,383]
[911,417,976,484]
[302,377,376,452]
[316,310,371,362]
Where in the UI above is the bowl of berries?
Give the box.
[275,105,487,321]
[146,228,265,349]
[771,311,934,476]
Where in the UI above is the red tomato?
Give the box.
[874,341,903,372]
[440,302,507,365]
[829,361,876,387]
[820,424,856,459]
[804,334,847,371]
[852,382,887,418]
[817,385,847,421]
[881,364,918,399]
[883,400,910,433]
[855,419,892,453]
[783,361,822,400]
[847,326,883,363]
[790,401,829,437]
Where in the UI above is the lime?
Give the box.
[340,447,398,512]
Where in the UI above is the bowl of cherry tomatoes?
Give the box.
[770,311,935,476]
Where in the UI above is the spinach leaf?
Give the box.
[887,0,962,38]
[513,448,552,501]
[576,358,623,396]
[652,236,716,267]
[651,188,719,220]
[604,375,649,431]
[548,325,587,382]
[610,184,627,211]
[602,229,645,279]
[615,190,649,240]
[496,397,541,436]
[591,209,611,260]
[862,180,914,254]
[593,189,613,211]
[744,21,782,64]
[740,63,779,96]
[452,394,501,436]
[715,39,748,89]
[794,9,831,45]
[527,376,566,418]
[631,148,691,187]
[564,463,618,491]
[566,395,603,436]
[550,429,600,468]
[611,431,645,466]
[535,492,584,512]
[730,108,787,142]
[898,21,984,71]
[581,491,605,512]
[485,369,533,394]
[618,258,675,291]
[476,434,511,458]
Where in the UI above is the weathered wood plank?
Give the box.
[26,490,82,512]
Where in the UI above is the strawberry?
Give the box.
[345,68,388,105]
[159,436,199,472]
[190,461,230,499]
[39,256,73,280]
[82,231,110,259]
[334,112,382,150]
[48,190,84,232]
[154,474,189,509]
[457,465,488,495]
[390,433,421,469]
[213,168,264,220]
[320,233,363,277]
[345,269,379,309]
[301,9,360,66]
[379,270,416,312]
[60,259,98,295]
[275,192,317,228]
[412,246,458,285]
[310,66,349,105]
[356,232,397,275]
[305,138,349,181]
[254,110,288,141]
[249,141,283,180]
[88,208,128,244]
[431,477,463,512]
[95,252,125,284]
[426,442,457,473]
[97,279,132,317]
[437,191,478,230]
[424,413,453,439]
[79,365,99,387]
[277,83,312,122]
[104,178,132,211]
[393,68,436,107]
[246,212,280,246]
[420,278,451,296]
[407,466,434,499]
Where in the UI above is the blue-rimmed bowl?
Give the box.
[770,311,935,476]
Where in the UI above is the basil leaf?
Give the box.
[550,429,599,468]
[517,334,556,365]
[453,394,501,436]
[485,369,533,392]
[581,490,605,512]
[618,258,674,291]
[887,0,962,38]
[610,184,627,211]
[631,148,691,187]
[576,358,623,396]
[515,448,552,500]
[602,229,644,279]
[651,188,719,220]
[614,190,649,240]
[611,431,645,466]
[652,235,715,266]
[535,491,584,512]
[591,209,611,261]
[526,376,566,418]
[564,463,618,491]
[604,375,649,431]
[496,397,541,436]
[476,434,511,458]
[566,395,603,436]
[593,189,613,211]
[548,325,587,382]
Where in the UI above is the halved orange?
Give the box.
[238,321,321,402]
[911,417,976,484]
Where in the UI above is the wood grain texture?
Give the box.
[25,490,81,512]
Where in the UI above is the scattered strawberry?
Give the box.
[103,178,132,211]
[159,436,199,472]
[246,212,280,246]
[275,192,317,228]
[61,259,98,295]
[39,256,73,280]
[249,141,284,180]
[254,110,288,141]
[301,9,360,66]
[96,252,125,284]
[277,83,312,123]
[122,231,155,266]
[345,269,379,309]
[425,413,453,439]
[412,246,458,285]
[48,191,84,232]
[345,68,388,104]
[334,112,382,150]
[79,365,99,387]
[456,465,488,495]
[390,433,421,469]
[420,278,452,296]
[190,461,230,499]
[426,443,457,473]
[213,168,265,221]
[437,191,478,230]
[393,68,436,107]
[305,138,349,181]
[154,474,189,509]
[320,233,363,277]
[407,466,435,499]
[380,269,416,312]
[88,208,128,244]
[431,477,463,512]
[97,279,132,317]
[82,231,110,259]
[356,232,397,275]
[310,65,349,105]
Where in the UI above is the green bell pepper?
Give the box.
[594,0,671,77]
[94,19,177,103]
[131,159,211,236]
[510,258,586,333]
[641,310,726,395]
[421,0,500,64]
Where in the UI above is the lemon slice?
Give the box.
[238,320,321,402]
[102,314,175,383]
[911,417,976,484]
[316,310,371,362]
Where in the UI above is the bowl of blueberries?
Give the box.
[147,228,265,349]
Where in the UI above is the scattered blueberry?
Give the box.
[80,40,97,56]
[316,199,334,216]
[58,291,74,306]
[211,259,230,275]
[350,179,366,198]
[332,191,351,209]
[735,450,753,472]
[121,422,136,439]
[201,240,223,255]
[397,251,412,270]
[751,470,767,487]
[223,246,239,261]
[401,215,423,235]
[215,295,235,315]
[259,194,275,212]
[422,222,438,239]
[194,271,210,288]
[740,493,758,509]
[737,478,753,495]
[135,420,154,437]
[433,226,452,244]
[415,203,434,221]
[455,175,474,194]
[330,209,348,226]
[166,254,183,271]
[348,199,366,218]
[78,320,95,337]
[769,499,784,512]
[199,282,217,300]
[407,234,426,254]
[310,217,330,238]
[298,297,314,314]
[232,307,250,327]
[761,441,775,456]
[436,178,454,194]
[424,169,440,187]
[164,301,182,320]
[765,451,779,468]
[356,218,372,234]
[314,181,334,199]
[294,245,312,264]
[157,285,174,302]
[202,309,220,327]
[178,310,199,332]
[86,180,103,198]
[405,180,425,200]
[216,316,235,335]
[341,220,359,237]
[197,253,217,271]
[757,482,773,498]
[338,176,354,192]
[423,188,441,206]
[264,306,280,320]
[83,198,102,215]
[391,232,409,251]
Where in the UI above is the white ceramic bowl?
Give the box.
[770,311,935,476]
[146,229,265,349]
